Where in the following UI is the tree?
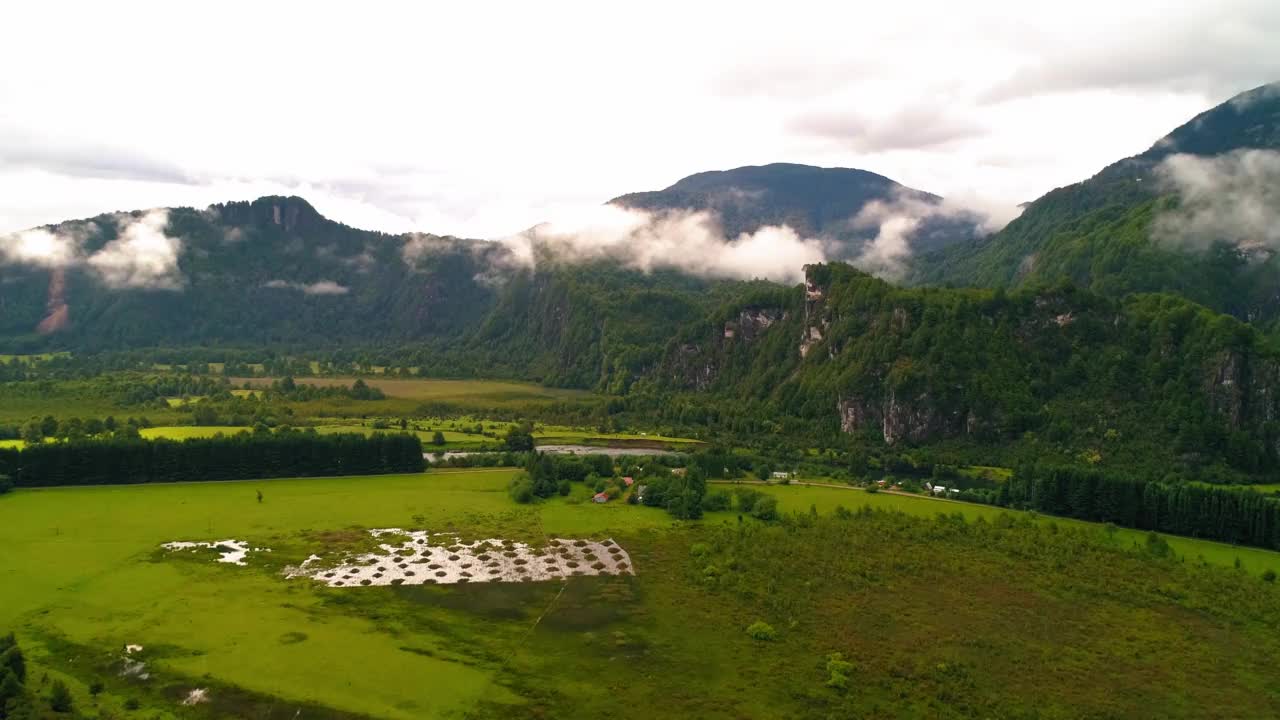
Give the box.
[432,431,445,446]
[504,424,535,452]
[508,473,536,504]
[0,475,12,495]
[39,416,57,438]
[1,646,25,682]
[0,670,22,709]
[19,422,42,445]
[48,680,72,713]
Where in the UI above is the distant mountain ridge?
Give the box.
[610,162,985,259]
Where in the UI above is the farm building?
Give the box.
[593,492,609,503]
[771,471,795,480]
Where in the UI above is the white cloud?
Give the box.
[498,204,826,283]
[0,1,1274,240]
[1153,149,1280,251]
[263,279,350,295]
[0,226,86,269]
[87,210,184,290]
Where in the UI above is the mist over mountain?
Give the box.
[910,82,1280,326]
[610,163,1001,278]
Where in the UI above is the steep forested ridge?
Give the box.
[641,262,1280,479]
[910,82,1280,326]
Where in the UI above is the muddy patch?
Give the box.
[286,529,635,587]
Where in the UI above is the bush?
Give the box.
[746,621,776,641]
[49,679,73,712]
[703,491,731,512]
[825,652,855,690]
[557,480,572,496]
[1264,569,1277,583]
[0,474,12,495]
[751,496,779,522]
[508,474,536,504]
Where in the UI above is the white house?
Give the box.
[771,471,795,480]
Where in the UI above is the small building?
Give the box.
[771,471,794,480]
[931,485,947,495]
[876,479,887,487]
[670,467,687,477]
[635,484,648,502]
[593,492,609,503]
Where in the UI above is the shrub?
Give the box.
[124,698,141,711]
[1264,569,1277,583]
[0,474,12,495]
[703,491,731,512]
[557,480,572,496]
[751,496,779,522]
[49,679,73,712]
[825,652,855,690]
[508,474,536,504]
[746,621,776,641]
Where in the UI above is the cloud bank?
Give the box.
[848,191,1023,280]
[1152,149,1280,252]
[494,205,827,284]
[0,210,184,289]
[263,279,351,295]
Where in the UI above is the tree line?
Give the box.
[0,432,423,488]
[973,465,1280,551]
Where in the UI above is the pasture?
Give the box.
[233,376,592,409]
[742,481,1280,576]
[3,470,1280,718]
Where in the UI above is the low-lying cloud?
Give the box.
[1152,149,1280,252]
[494,205,827,284]
[0,210,184,289]
[263,279,350,295]
[848,190,1023,280]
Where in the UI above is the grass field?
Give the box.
[718,480,1280,576]
[4,470,1280,718]
[233,377,592,407]
[139,426,250,440]
[0,439,23,449]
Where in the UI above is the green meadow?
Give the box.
[740,481,1280,576]
[3,470,1280,718]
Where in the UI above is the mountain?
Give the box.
[610,162,984,258]
[4,191,1280,480]
[0,197,502,351]
[648,263,1280,480]
[909,83,1280,326]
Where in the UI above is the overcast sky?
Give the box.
[2,0,1278,239]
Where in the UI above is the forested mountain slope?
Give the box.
[611,162,984,258]
[646,263,1280,480]
[910,82,1280,326]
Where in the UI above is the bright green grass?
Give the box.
[0,469,679,718]
[313,424,487,446]
[140,425,249,440]
[0,439,23,449]
[235,376,592,405]
[0,352,70,363]
[735,481,1280,576]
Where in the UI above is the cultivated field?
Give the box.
[232,377,592,408]
[3,470,1280,718]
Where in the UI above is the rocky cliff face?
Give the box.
[662,306,790,391]
[1204,349,1280,451]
